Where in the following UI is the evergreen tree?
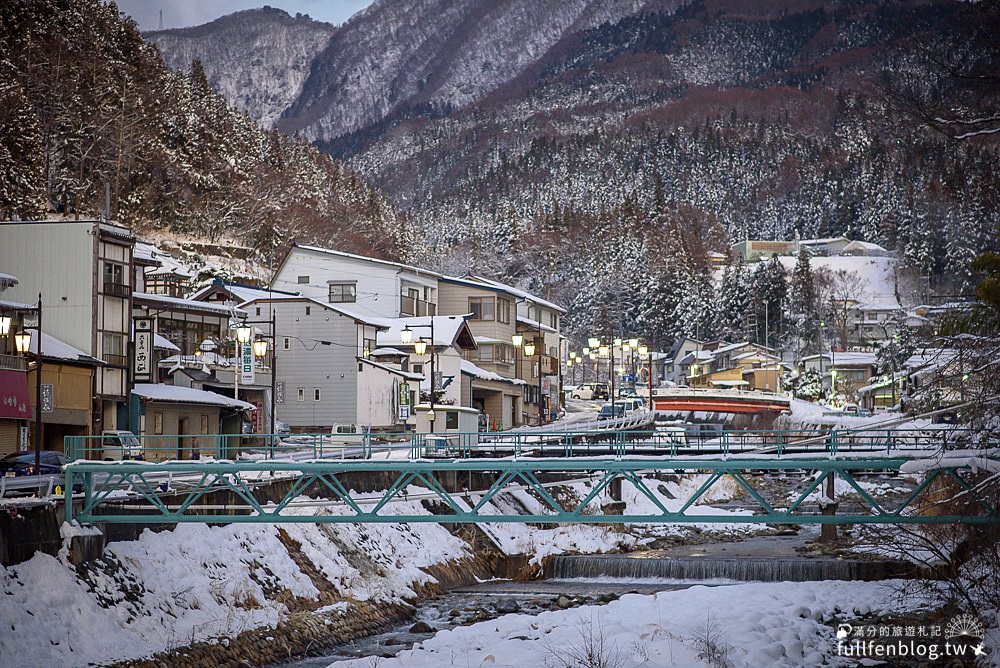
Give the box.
[788,249,821,354]
[718,256,753,341]
[752,257,788,349]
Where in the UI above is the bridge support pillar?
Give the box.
[608,476,622,502]
[820,473,838,543]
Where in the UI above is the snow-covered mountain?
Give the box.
[148,0,999,344]
[146,8,336,128]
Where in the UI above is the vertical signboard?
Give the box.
[275,381,284,404]
[240,341,256,385]
[398,382,411,420]
[133,317,154,382]
[41,384,54,412]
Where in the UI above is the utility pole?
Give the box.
[34,294,43,473]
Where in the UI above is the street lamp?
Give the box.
[523,340,535,357]
[512,333,523,348]
[413,338,428,355]
[253,339,269,359]
[402,320,437,431]
[14,330,31,353]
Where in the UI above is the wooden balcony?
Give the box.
[103,281,131,299]
[400,295,437,317]
[0,353,27,371]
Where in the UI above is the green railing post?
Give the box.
[63,469,74,524]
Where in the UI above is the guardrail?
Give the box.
[62,426,974,465]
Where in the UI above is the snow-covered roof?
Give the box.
[134,292,245,317]
[799,236,850,246]
[292,243,444,279]
[468,275,566,313]
[378,315,477,350]
[371,347,407,357]
[857,300,901,311]
[474,336,510,345]
[238,295,388,328]
[132,242,159,264]
[842,240,888,253]
[358,357,423,380]
[460,359,526,385]
[29,331,103,365]
[732,350,778,361]
[516,314,557,334]
[153,334,180,352]
[802,352,878,366]
[0,297,36,311]
[132,383,255,410]
[0,272,18,291]
[189,280,300,306]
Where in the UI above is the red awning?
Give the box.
[0,370,32,419]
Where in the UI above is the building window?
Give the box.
[305,306,311,316]
[297,275,310,284]
[283,337,290,350]
[297,388,305,402]
[550,312,558,329]
[497,298,511,324]
[472,344,495,362]
[314,388,321,401]
[153,412,163,434]
[446,411,458,430]
[103,262,128,297]
[363,337,376,357]
[412,364,423,375]
[469,296,495,321]
[200,415,209,433]
[255,307,261,316]
[102,333,126,366]
[328,282,357,303]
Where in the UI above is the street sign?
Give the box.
[399,382,411,419]
[18,426,28,451]
[275,381,284,404]
[240,341,255,385]
[41,384,53,412]
[133,317,154,382]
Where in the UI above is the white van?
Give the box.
[325,424,371,458]
[102,430,143,460]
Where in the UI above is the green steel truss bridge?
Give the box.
[61,428,999,527]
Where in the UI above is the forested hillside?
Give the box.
[150,0,999,346]
[0,0,409,261]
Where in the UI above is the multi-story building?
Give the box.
[0,219,135,433]
[438,275,525,427]
[237,297,480,432]
[271,243,441,320]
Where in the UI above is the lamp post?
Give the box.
[233,322,252,401]
[639,344,651,410]
[402,319,436,431]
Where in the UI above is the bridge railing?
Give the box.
[63,426,974,464]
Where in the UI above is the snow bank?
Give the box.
[331,580,932,668]
[0,501,469,667]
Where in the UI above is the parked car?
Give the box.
[571,383,609,400]
[597,403,626,421]
[274,420,291,435]
[620,398,645,414]
[0,450,65,477]
[101,430,143,460]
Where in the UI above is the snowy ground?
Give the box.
[329,580,939,668]
[0,473,754,667]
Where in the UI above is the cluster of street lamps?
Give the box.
[565,337,654,411]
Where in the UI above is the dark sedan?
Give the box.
[0,450,65,477]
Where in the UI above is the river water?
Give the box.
[271,530,910,667]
